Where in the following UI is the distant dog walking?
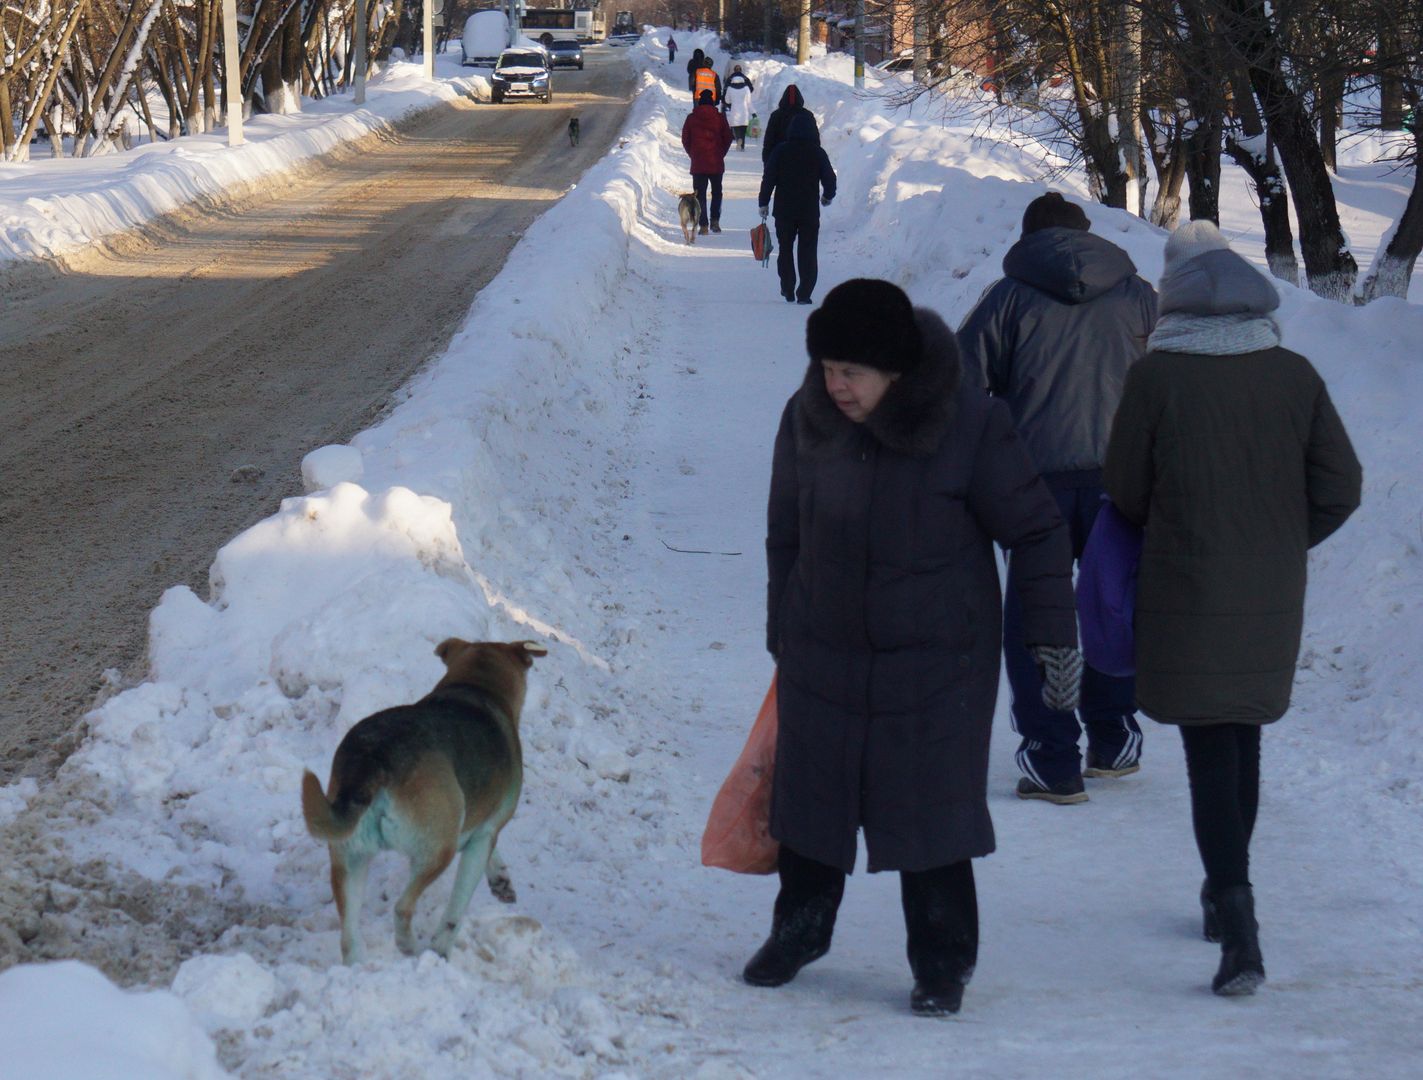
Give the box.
[568,116,580,147]
[677,193,700,244]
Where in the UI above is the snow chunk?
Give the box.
[172,953,278,1029]
[0,961,228,1080]
[301,444,364,492]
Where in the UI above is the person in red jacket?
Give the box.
[681,90,734,234]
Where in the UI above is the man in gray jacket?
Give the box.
[958,192,1158,804]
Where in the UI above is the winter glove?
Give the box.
[1029,645,1083,713]
[759,205,769,221]
[820,195,833,207]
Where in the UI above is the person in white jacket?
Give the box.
[722,66,755,151]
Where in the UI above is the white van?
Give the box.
[461,10,507,66]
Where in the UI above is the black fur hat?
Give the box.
[1021,191,1090,235]
[806,279,923,374]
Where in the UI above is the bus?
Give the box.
[520,7,605,45]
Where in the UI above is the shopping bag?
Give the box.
[749,222,773,268]
[1076,500,1144,677]
[701,674,780,874]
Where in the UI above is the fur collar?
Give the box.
[795,308,961,458]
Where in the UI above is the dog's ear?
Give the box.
[434,638,466,665]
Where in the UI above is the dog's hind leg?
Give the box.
[394,841,456,956]
[431,826,497,957]
[485,846,516,904]
[389,765,463,955]
[332,849,373,965]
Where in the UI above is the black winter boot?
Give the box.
[743,847,843,987]
[1211,885,1265,996]
[1200,879,1221,943]
[742,896,836,986]
[902,861,978,1017]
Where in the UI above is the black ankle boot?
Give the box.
[911,979,965,1017]
[742,899,835,987]
[1211,885,1265,996]
[1201,879,1221,943]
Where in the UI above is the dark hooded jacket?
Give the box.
[686,49,705,91]
[767,309,1076,873]
[957,227,1158,475]
[681,101,733,175]
[762,84,820,163]
[758,112,835,221]
[1103,248,1361,726]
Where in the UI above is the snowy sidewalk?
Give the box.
[564,59,1423,1077]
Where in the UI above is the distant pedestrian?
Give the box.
[956,191,1158,805]
[723,66,755,151]
[1103,220,1360,997]
[758,112,835,304]
[762,84,818,163]
[694,57,722,105]
[682,90,733,234]
[667,36,677,64]
[686,47,704,95]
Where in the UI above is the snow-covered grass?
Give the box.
[1,27,1421,1080]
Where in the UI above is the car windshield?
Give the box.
[498,53,545,69]
[551,42,579,51]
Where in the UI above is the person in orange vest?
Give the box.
[694,58,722,105]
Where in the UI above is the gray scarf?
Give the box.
[1147,311,1282,355]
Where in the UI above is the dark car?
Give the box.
[491,48,552,104]
[548,40,584,70]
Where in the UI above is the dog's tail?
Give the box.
[301,770,361,841]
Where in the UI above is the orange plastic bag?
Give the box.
[701,675,780,874]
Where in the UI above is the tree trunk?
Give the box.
[1184,110,1222,224]
[1356,131,1423,301]
[1143,111,1187,229]
[1221,0,1356,299]
[1224,131,1299,284]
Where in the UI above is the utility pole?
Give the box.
[222,0,243,145]
[797,0,810,64]
[354,0,368,105]
[853,0,864,90]
[423,0,436,80]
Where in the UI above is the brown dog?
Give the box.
[301,638,546,963]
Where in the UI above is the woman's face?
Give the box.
[821,360,898,422]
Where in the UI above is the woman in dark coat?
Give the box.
[748,279,1080,1016]
[1103,221,1362,996]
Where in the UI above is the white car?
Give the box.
[491,48,553,104]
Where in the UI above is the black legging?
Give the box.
[1179,724,1261,890]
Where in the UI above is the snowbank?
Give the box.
[0,57,488,266]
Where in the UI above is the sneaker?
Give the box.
[1083,753,1140,778]
[796,298,813,305]
[710,221,722,233]
[782,292,795,302]
[1015,775,1088,804]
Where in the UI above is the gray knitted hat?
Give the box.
[1163,220,1233,278]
